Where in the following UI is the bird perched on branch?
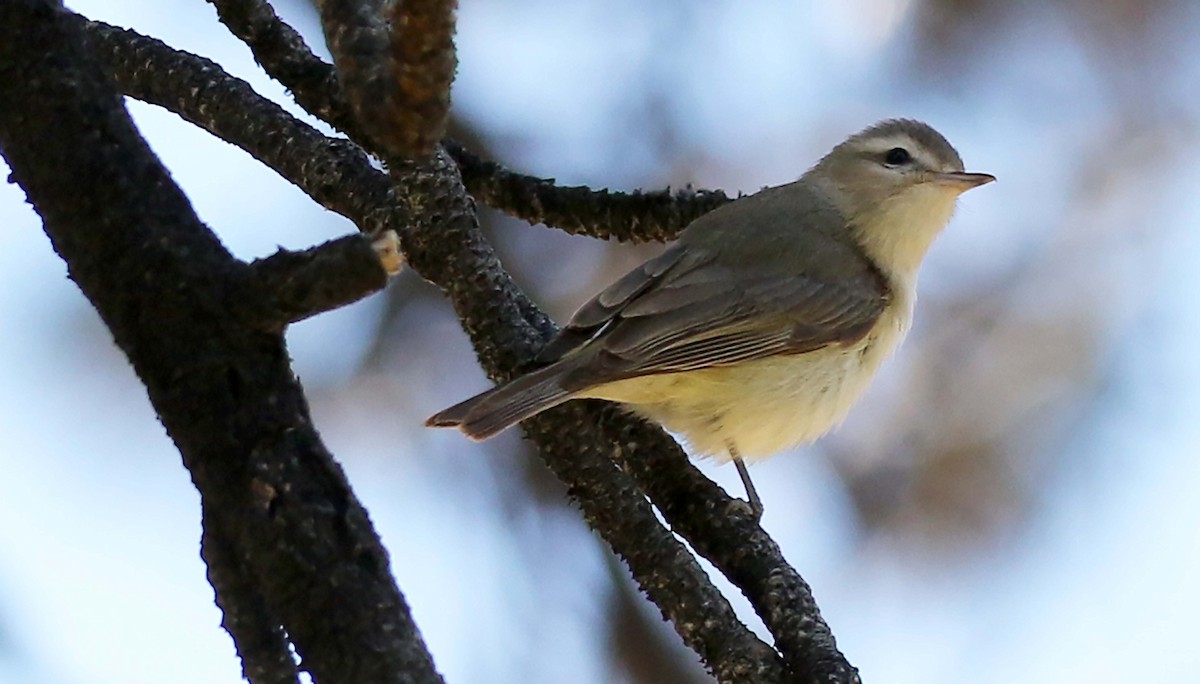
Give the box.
[428,119,994,516]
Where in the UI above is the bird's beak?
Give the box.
[931,171,995,193]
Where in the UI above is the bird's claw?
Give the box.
[724,497,763,522]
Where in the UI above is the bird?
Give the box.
[427,119,994,515]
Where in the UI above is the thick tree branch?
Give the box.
[316,0,455,159]
[384,0,456,156]
[387,150,787,682]
[242,232,391,329]
[202,508,301,684]
[209,0,730,242]
[84,19,395,234]
[81,8,858,682]
[0,3,440,683]
[194,15,858,679]
[84,17,787,681]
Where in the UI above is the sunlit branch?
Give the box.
[315,0,455,159]
[384,0,456,157]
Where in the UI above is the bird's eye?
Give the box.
[884,147,911,166]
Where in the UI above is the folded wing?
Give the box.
[541,239,889,391]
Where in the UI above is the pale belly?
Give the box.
[579,307,909,461]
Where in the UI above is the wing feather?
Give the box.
[536,245,698,363]
[602,276,883,374]
[537,183,891,386]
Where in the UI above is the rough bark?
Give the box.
[0,3,440,683]
[3,1,862,682]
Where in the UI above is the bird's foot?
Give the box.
[724,497,763,523]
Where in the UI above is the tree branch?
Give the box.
[210,0,731,242]
[316,0,455,159]
[384,0,456,157]
[202,507,301,684]
[207,0,365,140]
[83,19,396,234]
[444,141,735,243]
[0,3,440,682]
[595,409,859,683]
[386,150,787,681]
[84,16,788,680]
[80,7,858,682]
[242,232,391,329]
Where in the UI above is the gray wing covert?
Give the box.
[536,182,890,388]
[535,245,691,364]
[580,264,888,382]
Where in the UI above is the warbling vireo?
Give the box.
[428,119,994,514]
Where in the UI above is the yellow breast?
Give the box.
[582,289,914,460]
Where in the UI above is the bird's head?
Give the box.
[808,119,994,281]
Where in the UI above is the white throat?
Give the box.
[852,185,959,285]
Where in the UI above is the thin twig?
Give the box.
[445,141,735,243]
[84,19,395,233]
[207,0,364,138]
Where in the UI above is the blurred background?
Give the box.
[2,0,1199,682]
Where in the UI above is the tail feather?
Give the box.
[425,364,574,440]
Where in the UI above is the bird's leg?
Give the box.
[728,441,763,520]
